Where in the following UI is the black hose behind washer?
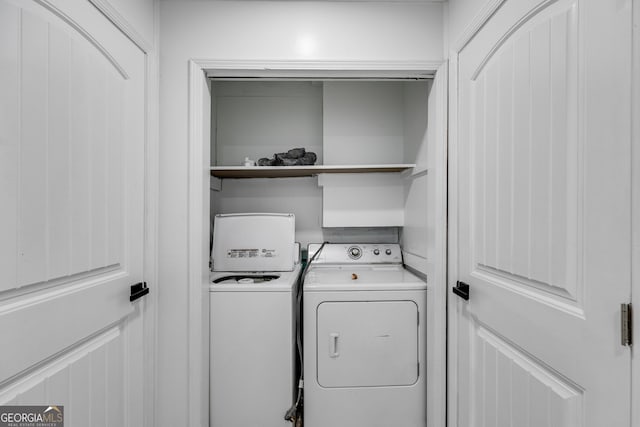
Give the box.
[285,242,328,424]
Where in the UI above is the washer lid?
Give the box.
[304,265,427,291]
[212,213,296,272]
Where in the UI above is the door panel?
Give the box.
[1,1,131,291]
[473,326,583,426]
[0,0,146,424]
[2,327,127,427]
[0,1,20,290]
[453,0,632,425]
[317,301,418,387]
[471,0,580,304]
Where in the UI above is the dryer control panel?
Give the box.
[307,243,402,264]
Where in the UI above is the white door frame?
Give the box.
[186,58,447,427]
[448,0,638,425]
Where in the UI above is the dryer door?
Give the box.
[316,300,419,388]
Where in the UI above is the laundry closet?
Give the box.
[207,68,448,427]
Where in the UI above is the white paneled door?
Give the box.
[452,0,632,426]
[0,0,146,425]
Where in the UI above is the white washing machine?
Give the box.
[210,213,300,427]
[303,243,427,427]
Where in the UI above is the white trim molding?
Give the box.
[430,61,449,427]
[186,59,210,427]
[446,49,460,427]
[143,2,160,427]
[202,59,443,78]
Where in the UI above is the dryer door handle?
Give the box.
[329,333,340,358]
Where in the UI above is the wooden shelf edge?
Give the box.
[209,164,417,178]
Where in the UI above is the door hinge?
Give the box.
[621,303,632,346]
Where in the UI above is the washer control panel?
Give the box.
[307,243,402,264]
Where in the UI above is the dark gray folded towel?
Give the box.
[258,148,317,166]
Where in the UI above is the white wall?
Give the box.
[212,178,323,247]
[212,178,400,249]
[403,81,431,166]
[159,2,444,425]
[323,82,405,164]
[161,1,443,62]
[446,0,487,48]
[213,81,324,165]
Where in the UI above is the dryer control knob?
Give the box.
[385,249,392,256]
[348,246,362,259]
[373,249,380,256]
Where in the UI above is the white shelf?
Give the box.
[209,164,416,179]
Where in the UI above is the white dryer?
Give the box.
[210,213,300,427]
[303,243,427,427]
